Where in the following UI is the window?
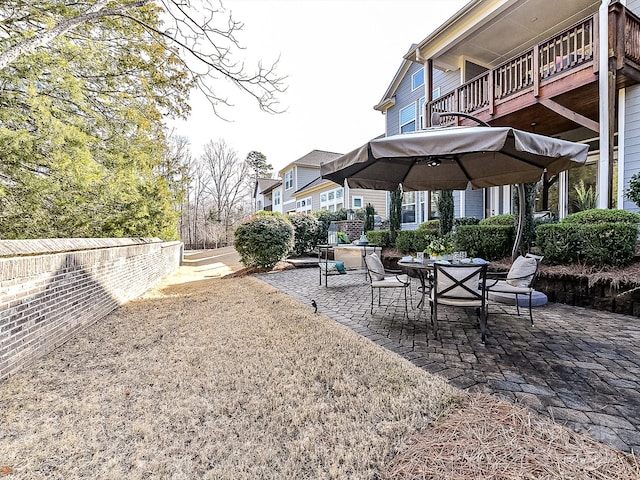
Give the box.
[273,190,281,206]
[284,170,293,190]
[320,187,344,211]
[412,68,425,90]
[296,196,312,213]
[400,104,416,133]
[352,196,363,209]
[402,191,416,223]
[432,87,441,100]
[257,199,263,211]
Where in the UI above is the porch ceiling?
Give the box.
[434,0,600,70]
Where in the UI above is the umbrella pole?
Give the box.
[512,183,526,261]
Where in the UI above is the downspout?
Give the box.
[597,0,610,208]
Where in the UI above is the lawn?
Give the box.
[1,275,637,479]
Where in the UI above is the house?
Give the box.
[273,149,389,218]
[253,178,281,212]
[373,0,640,228]
[294,175,388,218]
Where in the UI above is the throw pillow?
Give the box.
[334,261,346,274]
[506,255,538,288]
[319,261,338,273]
[365,253,386,281]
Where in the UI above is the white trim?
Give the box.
[597,0,610,208]
[352,196,364,210]
[459,190,466,217]
[490,187,500,216]
[618,88,626,209]
[559,171,568,219]
[502,185,511,214]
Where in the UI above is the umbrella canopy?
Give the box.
[320,126,589,191]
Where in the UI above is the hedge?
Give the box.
[537,222,638,266]
[561,208,640,225]
[395,229,437,254]
[455,225,514,260]
[365,230,390,248]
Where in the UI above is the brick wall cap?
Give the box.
[0,238,163,257]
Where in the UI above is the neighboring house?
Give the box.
[277,150,342,214]
[253,178,281,212]
[294,175,389,219]
[257,149,389,219]
[373,0,640,228]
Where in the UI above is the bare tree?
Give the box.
[0,0,286,117]
[201,139,251,245]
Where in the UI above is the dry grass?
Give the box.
[0,276,458,479]
[1,273,638,479]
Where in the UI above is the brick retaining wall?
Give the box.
[0,238,182,380]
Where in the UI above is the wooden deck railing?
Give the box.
[624,8,640,64]
[428,15,596,125]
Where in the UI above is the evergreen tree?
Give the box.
[437,190,454,236]
[389,187,403,245]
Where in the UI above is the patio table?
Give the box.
[398,258,490,320]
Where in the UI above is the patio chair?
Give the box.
[364,253,411,316]
[485,253,543,326]
[430,262,488,343]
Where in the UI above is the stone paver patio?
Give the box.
[256,266,640,454]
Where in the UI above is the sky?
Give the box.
[169,0,471,174]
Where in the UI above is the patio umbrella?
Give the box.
[320,124,589,258]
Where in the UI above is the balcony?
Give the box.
[426,4,640,136]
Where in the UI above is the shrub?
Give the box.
[337,231,350,244]
[581,223,638,266]
[417,220,440,233]
[537,221,638,266]
[625,171,640,207]
[454,216,481,226]
[535,223,582,264]
[395,229,437,254]
[288,213,320,256]
[561,208,640,225]
[234,214,294,269]
[366,230,390,247]
[455,225,513,260]
[314,209,347,244]
[480,214,515,226]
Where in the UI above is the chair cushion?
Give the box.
[507,255,538,287]
[365,253,386,281]
[372,273,409,287]
[487,279,532,294]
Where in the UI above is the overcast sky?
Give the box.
[169,0,470,174]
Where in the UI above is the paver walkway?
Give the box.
[256,266,640,453]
